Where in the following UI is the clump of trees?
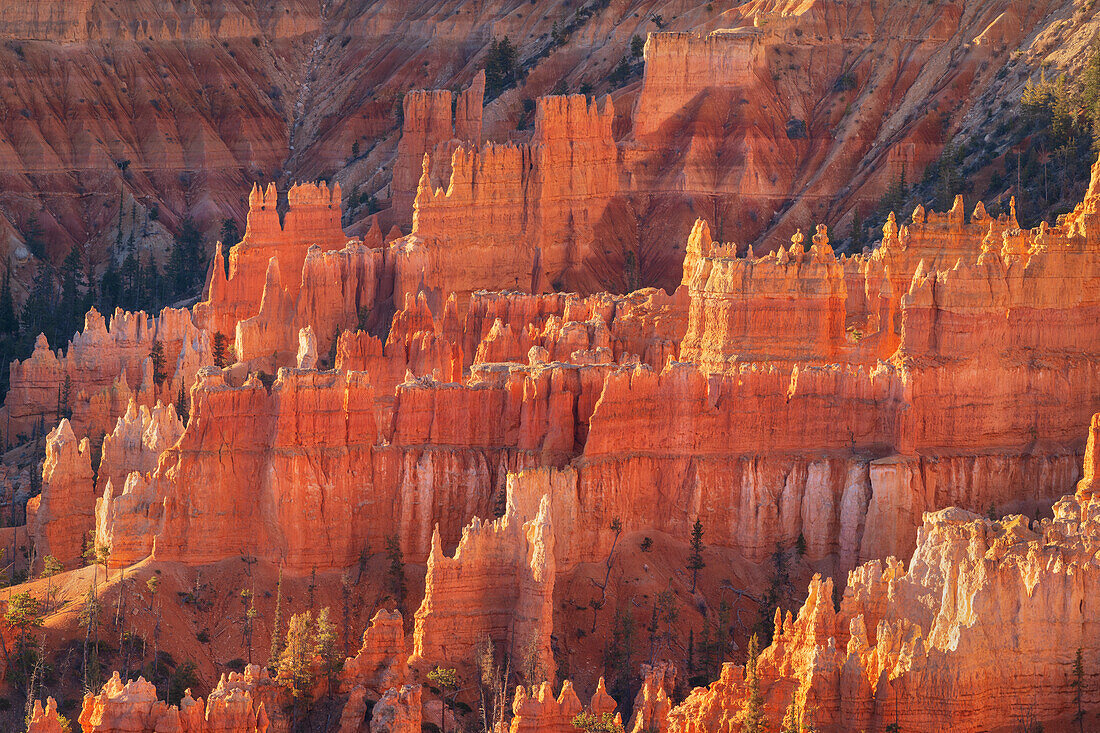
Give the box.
[485,37,519,99]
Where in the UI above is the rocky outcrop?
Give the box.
[397,93,619,305]
[2,307,207,445]
[195,181,361,345]
[96,400,184,496]
[627,664,676,733]
[1079,413,1100,499]
[235,241,383,370]
[340,610,408,695]
[410,495,555,679]
[369,684,421,733]
[667,480,1100,732]
[74,667,278,732]
[391,71,485,228]
[27,419,94,569]
[509,679,619,733]
[27,697,67,733]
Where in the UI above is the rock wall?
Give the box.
[195,180,357,341]
[410,495,555,679]
[509,679,619,733]
[666,478,1100,732]
[396,93,618,306]
[71,667,279,733]
[96,400,184,496]
[27,419,94,570]
[2,307,206,445]
[391,71,485,228]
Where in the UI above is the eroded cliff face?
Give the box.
[66,667,279,733]
[410,495,555,679]
[27,419,94,569]
[1,307,206,444]
[8,0,1093,305]
[664,478,1100,732]
[20,156,1096,585]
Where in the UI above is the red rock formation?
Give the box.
[509,679,619,733]
[397,93,618,305]
[195,180,356,342]
[627,664,676,733]
[391,72,485,228]
[679,221,852,370]
[73,667,279,733]
[1078,413,1100,500]
[2,306,207,445]
[410,495,555,679]
[96,400,184,496]
[27,697,66,733]
[27,419,94,569]
[340,610,408,695]
[235,241,383,370]
[369,684,421,733]
[668,478,1100,732]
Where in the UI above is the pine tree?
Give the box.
[0,264,16,336]
[59,244,88,335]
[219,218,241,278]
[484,37,518,98]
[22,215,46,260]
[149,341,168,387]
[21,265,57,346]
[167,217,205,297]
[175,383,189,424]
[121,250,140,310]
[313,607,341,691]
[239,588,256,665]
[780,698,799,733]
[385,535,406,610]
[740,634,767,733]
[688,517,706,593]
[212,331,229,368]
[1072,647,1085,733]
[849,207,864,251]
[40,555,62,615]
[427,666,458,733]
[58,373,72,421]
[146,576,161,691]
[278,610,315,699]
[268,567,284,673]
[5,591,43,656]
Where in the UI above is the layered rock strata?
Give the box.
[2,308,207,444]
[665,478,1100,731]
[410,495,555,679]
[396,93,619,304]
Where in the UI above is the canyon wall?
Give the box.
[2,307,206,445]
[665,469,1100,731]
[195,180,359,341]
[79,161,1100,582]
[396,93,619,305]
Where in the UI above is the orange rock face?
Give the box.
[195,180,362,345]
[666,470,1100,732]
[396,93,619,305]
[2,307,205,445]
[369,684,422,733]
[340,610,409,696]
[27,419,94,570]
[74,668,278,733]
[508,679,619,733]
[391,71,485,229]
[410,495,555,679]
